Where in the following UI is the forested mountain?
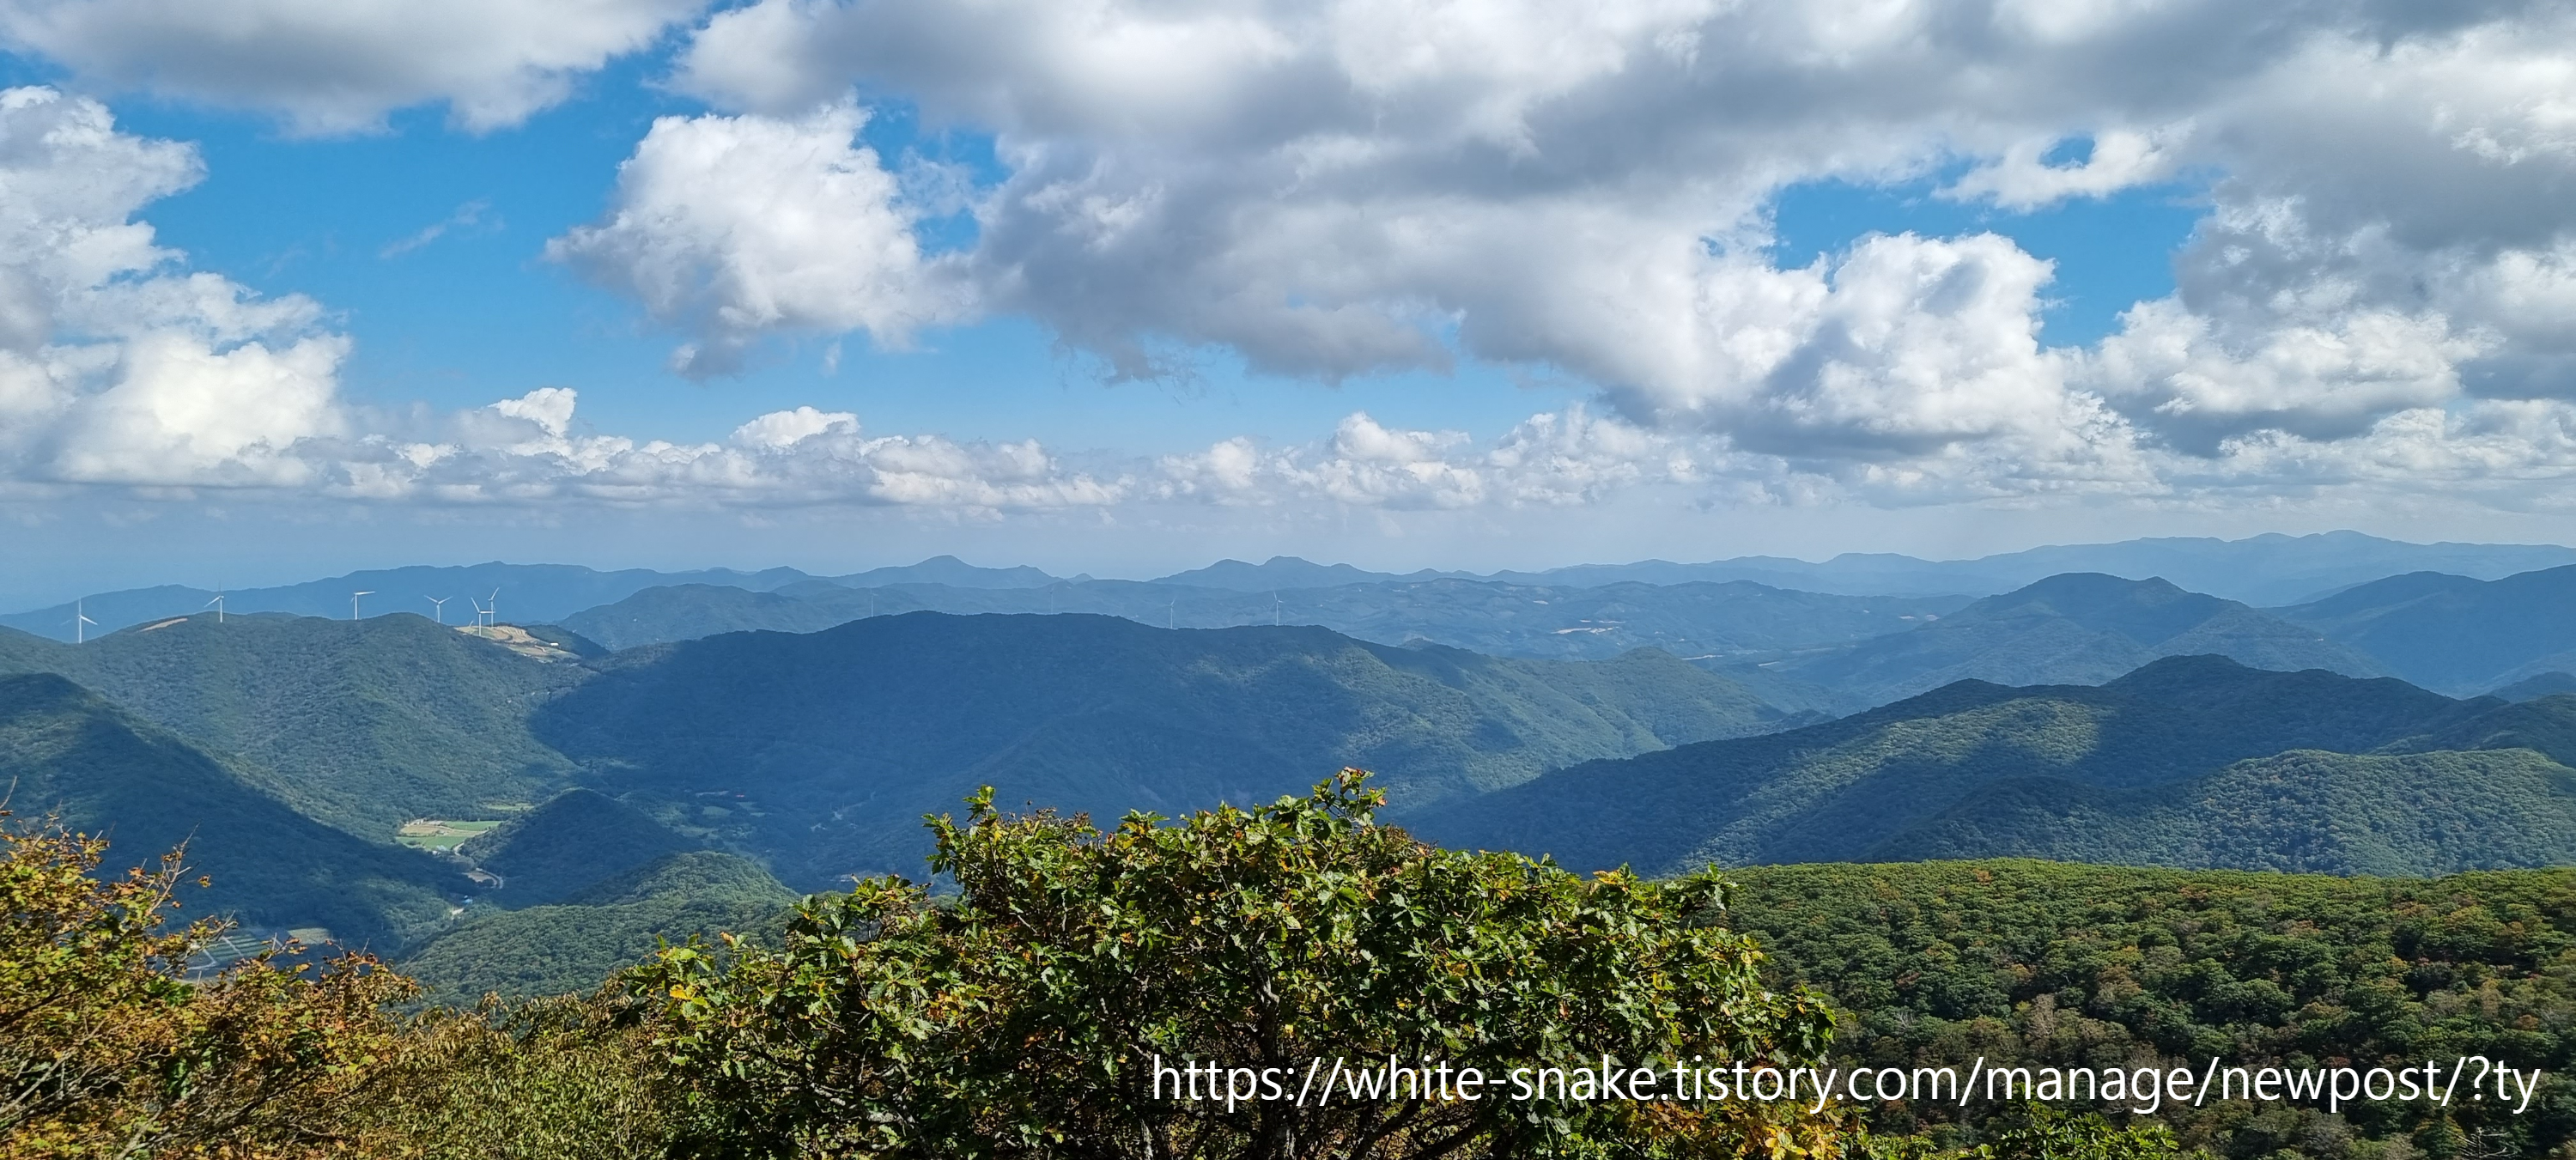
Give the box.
[1757,573,2385,707]
[562,574,1971,659]
[1722,860,2576,1154]
[534,611,1798,886]
[0,672,464,945]
[399,851,793,1002]
[2274,564,2576,694]
[0,614,587,835]
[459,788,694,908]
[1412,655,2555,876]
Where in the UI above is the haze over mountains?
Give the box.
[17,529,2576,999]
[21,531,2574,642]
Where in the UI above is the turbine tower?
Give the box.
[73,600,96,644]
[485,588,500,626]
[425,596,449,624]
[351,591,374,621]
[204,592,225,624]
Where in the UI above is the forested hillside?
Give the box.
[1724,859,2576,1156]
[1763,574,2386,708]
[0,672,464,945]
[0,613,586,835]
[535,611,1800,886]
[400,850,793,1002]
[2275,565,2576,694]
[1413,655,2554,876]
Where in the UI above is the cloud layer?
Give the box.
[0,0,703,132]
[628,0,2576,508]
[9,2,2576,531]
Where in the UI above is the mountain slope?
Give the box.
[1881,748,2576,875]
[0,673,465,946]
[534,611,1800,886]
[1766,573,2385,707]
[561,575,1972,661]
[1409,655,2511,876]
[0,613,587,836]
[2274,565,2576,694]
[400,850,793,1001]
[459,788,694,908]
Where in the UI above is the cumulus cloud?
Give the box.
[0,0,704,132]
[0,87,349,488]
[547,103,968,377]
[631,0,2576,506]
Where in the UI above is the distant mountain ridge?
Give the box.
[1413,655,2556,878]
[1146,532,2576,604]
[1756,573,2386,708]
[25,531,2574,642]
[0,556,1066,641]
[561,576,1973,662]
[2275,565,2576,695]
[533,611,1805,888]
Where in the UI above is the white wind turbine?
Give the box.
[425,596,449,624]
[73,600,96,644]
[204,592,225,624]
[1168,596,1177,629]
[351,591,374,621]
[1273,592,1282,626]
[484,588,500,626]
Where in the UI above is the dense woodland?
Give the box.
[10,781,2576,1157]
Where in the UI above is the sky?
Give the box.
[3,0,2575,604]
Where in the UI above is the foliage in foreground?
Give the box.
[0,820,412,1158]
[636,769,1849,1159]
[1727,860,2576,1157]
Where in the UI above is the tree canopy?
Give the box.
[637,770,1848,1159]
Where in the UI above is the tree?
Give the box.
[639,769,1849,1159]
[0,817,413,1158]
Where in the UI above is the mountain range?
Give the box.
[20,543,2576,1000]
[1743,572,2385,708]
[22,531,2576,642]
[2273,565,2576,695]
[1412,655,2571,878]
[532,611,1798,886]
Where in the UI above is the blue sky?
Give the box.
[0,1,2571,604]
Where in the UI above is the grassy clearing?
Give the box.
[395,819,501,853]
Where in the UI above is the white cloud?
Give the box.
[1945,126,2189,210]
[337,390,1127,512]
[643,0,2576,506]
[546,103,967,377]
[0,87,351,488]
[0,0,705,133]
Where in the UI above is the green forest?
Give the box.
[11,773,2574,1159]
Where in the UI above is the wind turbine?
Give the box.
[204,592,225,624]
[73,600,96,644]
[351,591,374,621]
[1168,596,1177,630]
[1273,592,1282,627]
[485,589,500,626]
[425,596,449,625]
